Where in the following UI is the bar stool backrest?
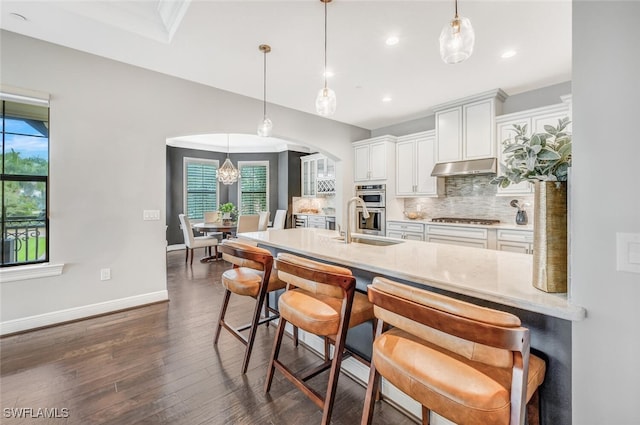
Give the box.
[275,253,353,299]
[219,239,272,272]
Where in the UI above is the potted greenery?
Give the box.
[492,117,571,188]
[219,202,237,224]
[492,117,572,293]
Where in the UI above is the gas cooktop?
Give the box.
[431,217,501,225]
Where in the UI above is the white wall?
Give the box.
[572,2,640,424]
[0,31,369,333]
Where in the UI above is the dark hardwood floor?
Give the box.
[0,250,416,424]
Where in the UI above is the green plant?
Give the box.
[492,117,572,188]
[219,202,237,219]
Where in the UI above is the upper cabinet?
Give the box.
[353,136,396,182]
[434,89,507,163]
[301,153,335,197]
[396,131,443,197]
[495,96,572,195]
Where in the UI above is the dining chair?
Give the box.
[271,209,287,230]
[258,211,270,231]
[236,214,260,233]
[178,214,219,265]
[203,211,223,239]
[361,276,546,425]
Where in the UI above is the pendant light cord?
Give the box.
[263,49,267,119]
[454,0,459,19]
[323,0,328,90]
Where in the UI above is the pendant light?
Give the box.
[315,0,336,117]
[257,44,273,137]
[218,134,240,185]
[439,0,475,64]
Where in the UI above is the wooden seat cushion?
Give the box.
[279,289,373,336]
[372,327,546,425]
[222,267,286,297]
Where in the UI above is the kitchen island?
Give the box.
[240,228,585,424]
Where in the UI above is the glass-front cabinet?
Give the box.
[301,153,335,197]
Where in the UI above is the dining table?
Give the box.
[192,221,237,262]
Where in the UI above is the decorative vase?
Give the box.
[532,181,568,293]
[515,210,528,225]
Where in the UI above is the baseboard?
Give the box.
[0,290,169,336]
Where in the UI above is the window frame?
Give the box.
[1,94,50,269]
[237,161,269,215]
[183,157,219,221]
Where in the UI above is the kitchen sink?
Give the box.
[333,236,404,246]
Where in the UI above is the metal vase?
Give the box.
[532,181,568,293]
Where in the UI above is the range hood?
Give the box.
[430,158,497,177]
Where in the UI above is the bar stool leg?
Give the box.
[241,291,269,374]
[320,324,349,425]
[421,406,430,425]
[265,316,287,393]
[214,290,232,345]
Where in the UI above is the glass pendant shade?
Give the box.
[258,117,273,137]
[218,157,240,185]
[315,87,336,117]
[439,15,475,64]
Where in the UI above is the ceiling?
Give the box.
[1,0,571,135]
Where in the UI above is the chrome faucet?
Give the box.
[345,196,369,243]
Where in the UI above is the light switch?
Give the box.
[616,232,640,274]
[143,210,160,221]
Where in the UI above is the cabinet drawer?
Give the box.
[427,236,488,249]
[497,229,534,243]
[426,225,488,240]
[308,216,326,226]
[387,221,425,233]
[387,230,424,241]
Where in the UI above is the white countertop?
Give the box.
[240,228,585,321]
[388,218,534,231]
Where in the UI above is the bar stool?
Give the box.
[264,253,374,425]
[214,240,295,374]
[361,277,546,425]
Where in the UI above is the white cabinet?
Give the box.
[426,224,491,249]
[301,153,335,197]
[387,221,425,241]
[353,136,395,182]
[307,215,327,229]
[497,229,534,254]
[396,131,443,197]
[495,99,572,195]
[435,89,507,163]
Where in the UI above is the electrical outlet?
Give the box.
[617,233,640,274]
[100,268,111,281]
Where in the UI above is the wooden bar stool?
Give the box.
[214,240,295,374]
[361,277,546,425]
[264,253,374,425]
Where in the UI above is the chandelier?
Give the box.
[218,134,240,185]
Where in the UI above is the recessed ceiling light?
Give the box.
[501,50,517,59]
[10,12,27,21]
[382,96,392,103]
[385,36,399,46]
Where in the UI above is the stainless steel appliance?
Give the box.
[325,216,336,230]
[355,184,386,208]
[294,215,308,228]
[357,207,386,236]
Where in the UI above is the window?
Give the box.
[184,157,218,220]
[1,95,50,267]
[238,161,268,215]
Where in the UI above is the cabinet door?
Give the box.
[369,142,387,180]
[532,110,572,134]
[404,232,425,241]
[354,145,370,181]
[496,118,533,195]
[396,140,416,196]
[464,99,495,159]
[436,107,462,162]
[415,136,438,196]
[387,230,404,239]
[301,158,316,197]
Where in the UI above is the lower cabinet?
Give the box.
[387,221,425,241]
[307,216,326,229]
[496,229,534,254]
[426,224,490,249]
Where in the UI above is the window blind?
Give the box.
[239,164,268,214]
[185,160,218,220]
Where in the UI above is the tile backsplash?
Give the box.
[404,175,534,225]
[292,196,336,215]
